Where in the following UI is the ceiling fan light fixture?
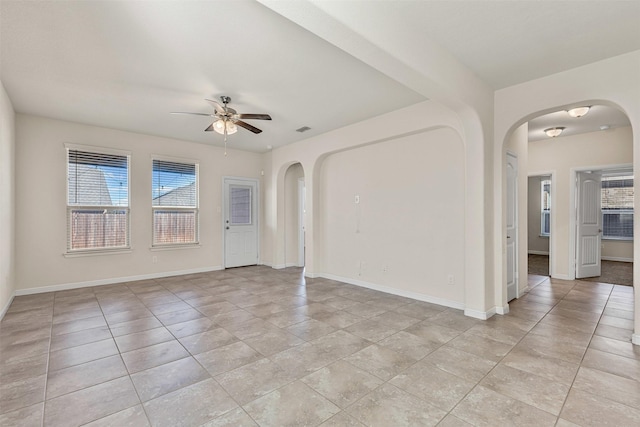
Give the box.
[213,119,237,135]
[544,127,565,138]
[567,106,590,118]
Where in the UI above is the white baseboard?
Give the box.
[15,266,223,296]
[601,256,633,263]
[528,250,549,256]
[285,262,299,268]
[304,272,321,279]
[0,292,15,321]
[632,334,640,346]
[271,264,287,270]
[551,273,573,281]
[495,305,510,315]
[465,307,497,320]
[320,273,465,311]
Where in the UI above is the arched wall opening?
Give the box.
[283,162,305,268]
[498,100,635,339]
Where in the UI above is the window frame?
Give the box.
[601,174,634,241]
[151,156,200,247]
[540,179,551,237]
[65,144,131,254]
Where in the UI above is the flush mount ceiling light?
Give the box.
[567,106,591,118]
[544,127,565,137]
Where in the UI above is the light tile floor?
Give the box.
[1,266,638,426]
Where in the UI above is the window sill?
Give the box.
[64,248,132,258]
[150,244,201,251]
[539,235,550,238]
[602,237,634,242]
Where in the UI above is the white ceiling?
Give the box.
[528,105,631,142]
[1,1,639,152]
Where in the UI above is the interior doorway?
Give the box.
[284,163,305,268]
[528,175,551,277]
[572,167,634,286]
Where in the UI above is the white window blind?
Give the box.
[540,179,550,236]
[67,149,130,251]
[152,159,198,245]
[602,175,633,240]
[230,186,251,225]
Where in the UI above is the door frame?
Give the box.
[569,163,631,280]
[297,177,305,268]
[527,171,556,280]
[506,152,519,301]
[222,176,260,269]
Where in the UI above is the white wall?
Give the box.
[15,114,263,293]
[320,127,466,305]
[506,123,529,295]
[528,126,633,278]
[284,163,304,267]
[528,176,550,254]
[0,81,16,316]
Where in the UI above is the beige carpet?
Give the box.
[527,254,633,287]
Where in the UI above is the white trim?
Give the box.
[151,153,199,165]
[298,177,305,268]
[495,305,510,315]
[528,250,549,256]
[601,256,633,262]
[64,142,131,157]
[285,262,299,268]
[64,249,133,258]
[271,264,287,270]
[320,273,465,311]
[149,244,201,251]
[632,334,640,346]
[0,292,15,321]
[304,272,321,279]
[465,307,496,320]
[551,273,573,281]
[15,266,222,296]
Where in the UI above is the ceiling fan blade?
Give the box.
[237,113,272,120]
[170,112,214,117]
[204,123,214,132]
[235,120,262,134]
[204,99,225,114]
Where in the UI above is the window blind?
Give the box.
[67,149,129,251]
[152,159,198,245]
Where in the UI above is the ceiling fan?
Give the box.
[171,96,271,137]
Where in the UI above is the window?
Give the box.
[152,159,198,245]
[602,175,633,240]
[540,179,550,236]
[67,148,130,251]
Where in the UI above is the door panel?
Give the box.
[576,171,602,278]
[224,178,258,268]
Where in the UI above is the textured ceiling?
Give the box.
[1,1,638,151]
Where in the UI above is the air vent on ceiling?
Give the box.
[296,126,311,133]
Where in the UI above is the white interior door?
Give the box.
[506,153,518,301]
[224,178,258,268]
[576,171,602,278]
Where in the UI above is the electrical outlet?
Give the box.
[355,195,360,204]
[152,256,157,264]
[447,274,455,285]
